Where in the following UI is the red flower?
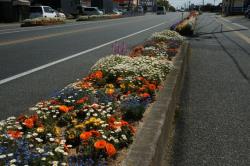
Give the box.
[94,140,107,149]
[105,143,116,156]
[76,97,88,104]
[140,93,150,98]
[24,118,34,128]
[7,130,22,139]
[90,130,101,137]
[148,84,156,91]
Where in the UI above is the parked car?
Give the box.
[55,10,66,18]
[29,6,57,19]
[113,9,122,15]
[77,6,103,16]
[156,6,166,15]
[245,5,250,18]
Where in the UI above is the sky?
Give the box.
[168,0,222,9]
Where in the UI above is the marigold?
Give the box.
[105,88,115,95]
[24,118,34,128]
[94,140,107,149]
[140,93,150,98]
[105,143,116,157]
[7,130,22,139]
[148,84,156,91]
[59,105,70,113]
[80,132,92,141]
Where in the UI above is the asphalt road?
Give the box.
[171,13,250,166]
[0,13,183,119]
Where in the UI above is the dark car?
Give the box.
[156,6,166,15]
[244,5,250,18]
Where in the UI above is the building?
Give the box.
[222,0,250,15]
[0,0,30,22]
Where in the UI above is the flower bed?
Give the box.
[21,17,66,27]
[76,14,122,22]
[170,11,198,36]
[0,30,184,165]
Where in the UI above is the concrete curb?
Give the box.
[122,41,190,166]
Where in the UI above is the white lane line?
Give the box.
[0,22,166,85]
[232,23,248,30]
[220,17,231,23]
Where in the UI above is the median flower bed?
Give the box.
[171,11,198,36]
[76,14,122,22]
[0,30,184,165]
[21,17,66,27]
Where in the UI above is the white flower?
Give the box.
[47,133,52,137]
[47,151,54,156]
[90,109,94,113]
[67,145,73,148]
[102,135,107,139]
[53,115,57,118]
[107,114,111,117]
[0,154,6,159]
[7,117,16,121]
[32,133,38,137]
[60,139,66,145]
[7,153,13,157]
[35,138,43,143]
[41,157,46,161]
[26,134,32,138]
[36,148,44,153]
[121,134,127,140]
[29,107,38,111]
[93,113,98,117]
[49,138,55,142]
[114,139,119,143]
[29,144,34,148]
[61,163,67,166]
[10,159,16,163]
[52,161,59,166]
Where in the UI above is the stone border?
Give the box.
[122,41,190,166]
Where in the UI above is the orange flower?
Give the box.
[94,140,107,149]
[80,131,92,141]
[90,71,103,79]
[24,118,34,128]
[59,105,70,113]
[7,130,22,139]
[94,71,103,79]
[81,82,92,89]
[148,84,156,91]
[105,143,116,157]
[140,93,150,98]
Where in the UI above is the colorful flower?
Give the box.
[94,140,107,149]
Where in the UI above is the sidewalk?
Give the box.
[171,13,250,166]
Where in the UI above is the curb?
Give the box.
[122,41,190,166]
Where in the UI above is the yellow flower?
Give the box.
[107,84,114,88]
[120,83,126,89]
[75,123,85,129]
[54,127,62,137]
[105,88,115,95]
[36,127,45,133]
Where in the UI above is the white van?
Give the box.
[30,6,57,19]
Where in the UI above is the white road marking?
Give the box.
[232,23,248,30]
[219,17,231,23]
[0,22,166,85]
